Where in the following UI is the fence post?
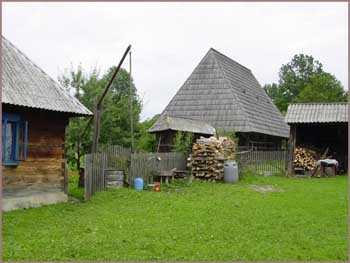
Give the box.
[84,154,89,201]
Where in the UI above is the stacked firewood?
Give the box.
[293,147,318,171]
[188,136,236,181]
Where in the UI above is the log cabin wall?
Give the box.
[2,105,69,192]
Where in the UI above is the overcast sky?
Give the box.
[3,2,348,120]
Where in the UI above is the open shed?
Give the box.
[285,103,348,174]
[148,115,215,152]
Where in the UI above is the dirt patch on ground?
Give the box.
[248,184,284,194]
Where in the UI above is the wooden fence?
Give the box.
[84,145,131,200]
[84,153,107,200]
[128,152,187,185]
[98,144,131,171]
[237,150,289,175]
[84,147,187,200]
[84,145,288,200]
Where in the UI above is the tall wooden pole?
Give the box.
[92,98,103,153]
[129,51,134,152]
[78,45,131,154]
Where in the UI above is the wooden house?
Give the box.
[149,48,289,151]
[285,103,348,174]
[2,36,92,211]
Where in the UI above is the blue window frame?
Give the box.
[2,113,28,165]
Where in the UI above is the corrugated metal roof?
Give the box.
[148,115,215,135]
[285,103,348,123]
[149,48,290,138]
[2,36,92,116]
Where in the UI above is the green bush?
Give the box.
[173,131,193,154]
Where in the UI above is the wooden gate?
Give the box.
[237,150,289,175]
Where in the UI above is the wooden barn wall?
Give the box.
[2,105,69,191]
[295,123,348,173]
[236,132,285,149]
[155,130,286,152]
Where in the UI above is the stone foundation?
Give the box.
[2,190,68,212]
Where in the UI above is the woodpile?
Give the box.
[187,136,236,181]
[293,147,317,171]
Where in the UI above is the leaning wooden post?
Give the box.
[92,98,103,153]
[287,125,296,176]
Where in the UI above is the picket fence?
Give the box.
[237,150,288,175]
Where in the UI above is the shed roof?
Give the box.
[148,115,215,135]
[2,36,92,116]
[285,103,348,124]
[149,48,289,138]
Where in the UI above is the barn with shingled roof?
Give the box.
[148,48,289,151]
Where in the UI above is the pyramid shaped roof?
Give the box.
[150,48,289,138]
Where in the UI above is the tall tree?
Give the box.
[264,54,346,113]
[59,65,142,170]
[58,64,86,100]
[295,72,347,103]
[263,83,288,114]
[136,114,159,152]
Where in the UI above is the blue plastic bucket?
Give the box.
[134,178,144,190]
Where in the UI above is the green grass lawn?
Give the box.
[2,174,348,261]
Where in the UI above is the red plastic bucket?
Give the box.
[154,183,161,192]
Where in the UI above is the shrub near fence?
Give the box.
[237,150,288,175]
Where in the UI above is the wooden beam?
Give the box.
[91,100,103,153]
[287,125,296,176]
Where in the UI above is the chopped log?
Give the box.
[188,136,236,181]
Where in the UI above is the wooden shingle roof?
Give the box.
[150,48,289,138]
[2,36,92,116]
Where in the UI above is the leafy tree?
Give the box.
[279,54,323,98]
[173,131,193,154]
[58,64,86,100]
[264,54,346,113]
[296,72,347,103]
[263,83,290,114]
[136,115,159,152]
[59,65,142,170]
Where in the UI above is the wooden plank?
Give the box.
[287,125,296,175]
[92,101,103,153]
[63,159,68,194]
